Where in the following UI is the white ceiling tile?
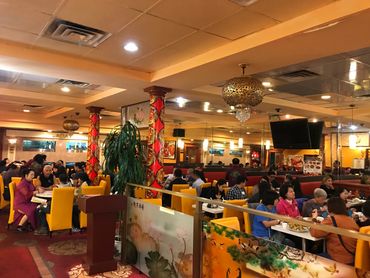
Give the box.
[0,0,63,14]
[84,14,194,66]
[148,0,242,29]
[121,0,160,12]
[32,37,91,56]
[248,0,335,22]
[205,9,278,40]
[0,2,52,34]
[56,0,142,34]
[0,27,39,45]
[131,31,229,71]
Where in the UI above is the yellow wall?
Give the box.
[341,147,366,168]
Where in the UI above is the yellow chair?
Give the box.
[7,182,15,228]
[142,198,162,206]
[200,182,212,190]
[223,199,246,231]
[46,187,75,237]
[211,217,240,231]
[224,187,231,196]
[103,175,111,195]
[79,185,105,229]
[11,177,21,185]
[242,205,252,234]
[171,184,189,212]
[180,188,196,216]
[98,180,107,193]
[0,176,9,209]
[55,178,60,184]
[212,180,218,187]
[355,226,370,271]
[134,187,146,199]
[246,186,254,198]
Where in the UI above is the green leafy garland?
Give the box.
[103,122,146,194]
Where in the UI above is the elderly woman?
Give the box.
[310,197,359,265]
[302,188,328,217]
[14,169,44,231]
[276,183,300,218]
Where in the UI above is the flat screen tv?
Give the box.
[270,119,311,149]
[308,121,324,149]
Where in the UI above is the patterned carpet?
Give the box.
[0,209,147,278]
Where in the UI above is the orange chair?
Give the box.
[242,205,252,234]
[0,176,9,209]
[355,226,370,271]
[142,198,162,206]
[211,217,240,231]
[7,182,16,228]
[134,187,146,199]
[79,185,105,229]
[171,184,189,212]
[223,199,247,231]
[201,182,212,190]
[103,175,111,195]
[180,188,196,216]
[11,177,21,185]
[212,180,218,187]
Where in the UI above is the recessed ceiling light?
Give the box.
[246,132,251,135]
[123,41,138,52]
[321,95,331,100]
[268,88,274,92]
[99,115,102,119]
[79,131,83,134]
[312,118,318,123]
[229,130,233,133]
[217,109,223,113]
[262,81,272,87]
[23,109,30,113]
[285,114,291,119]
[176,97,188,108]
[61,86,70,93]
[190,139,194,142]
[230,106,235,110]
[47,130,52,133]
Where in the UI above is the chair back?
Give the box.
[223,187,231,196]
[98,180,107,193]
[355,226,370,271]
[171,184,189,212]
[200,182,212,190]
[103,175,111,195]
[142,198,162,206]
[211,217,240,231]
[223,199,246,230]
[180,188,196,216]
[48,188,75,231]
[8,182,15,225]
[0,176,9,209]
[55,178,60,184]
[11,177,21,185]
[134,187,146,199]
[79,186,104,228]
[245,186,254,198]
[81,185,105,195]
[212,180,218,187]
[242,205,252,234]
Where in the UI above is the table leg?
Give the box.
[302,238,306,252]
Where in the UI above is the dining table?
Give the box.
[271,223,325,252]
[35,190,53,199]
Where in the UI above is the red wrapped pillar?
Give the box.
[86,106,103,183]
[144,86,171,194]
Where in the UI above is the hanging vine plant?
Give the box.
[103,121,146,194]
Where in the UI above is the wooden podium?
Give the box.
[78,194,125,275]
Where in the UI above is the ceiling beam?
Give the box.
[44,107,75,118]
[83,88,125,105]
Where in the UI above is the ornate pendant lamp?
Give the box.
[62,112,80,133]
[222,64,265,122]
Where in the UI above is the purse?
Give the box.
[330,215,355,256]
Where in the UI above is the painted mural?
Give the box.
[126,198,193,277]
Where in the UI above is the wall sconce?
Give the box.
[8,138,17,145]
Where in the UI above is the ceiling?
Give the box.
[0,0,369,141]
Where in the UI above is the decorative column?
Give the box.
[144,86,172,194]
[86,106,104,183]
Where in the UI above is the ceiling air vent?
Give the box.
[278,69,319,82]
[24,104,43,109]
[56,79,98,89]
[43,18,111,47]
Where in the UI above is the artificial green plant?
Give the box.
[103,121,146,194]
